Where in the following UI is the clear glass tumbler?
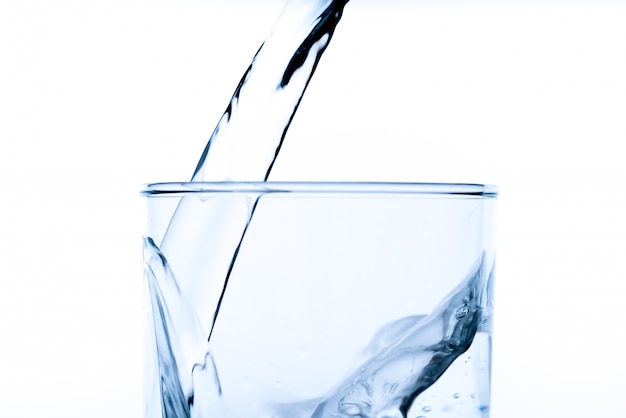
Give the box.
[141,182,497,418]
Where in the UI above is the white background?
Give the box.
[1,0,625,417]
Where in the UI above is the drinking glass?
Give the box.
[142,182,497,418]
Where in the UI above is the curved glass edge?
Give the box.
[141,182,498,198]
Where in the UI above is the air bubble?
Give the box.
[453,393,460,399]
[422,406,432,412]
[456,306,470,319]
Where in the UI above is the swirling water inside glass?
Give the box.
[143,1,494,417]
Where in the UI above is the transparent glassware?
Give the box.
[142,182,497,418]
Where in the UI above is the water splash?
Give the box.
[143,237,221,418]
[306,256,492,418]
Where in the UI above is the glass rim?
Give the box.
[141,182,498,197]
